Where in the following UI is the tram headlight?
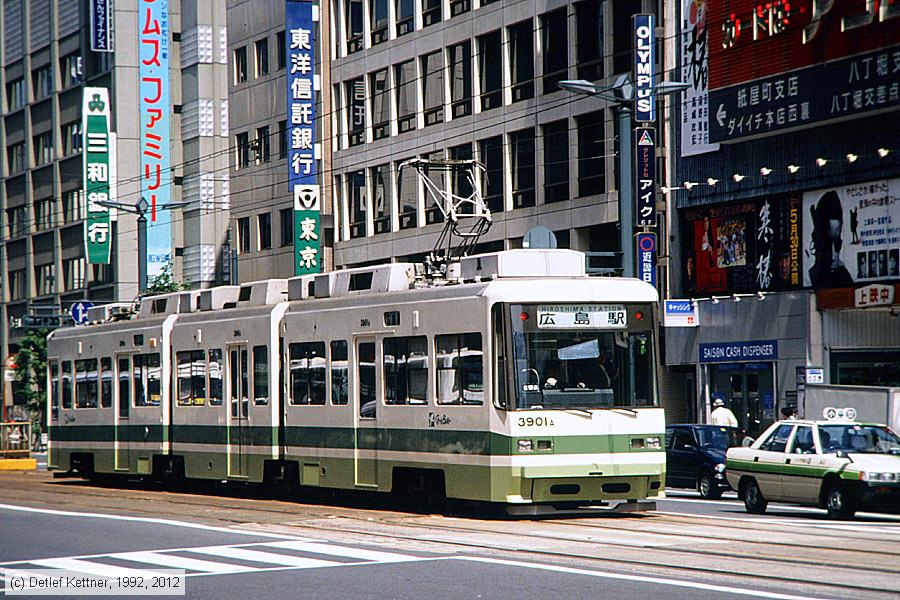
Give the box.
[645,437,661,449]
[517,439,534,453]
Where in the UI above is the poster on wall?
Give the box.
[681,196,801,295]
[679,0,718,156]
[802,179,900,288]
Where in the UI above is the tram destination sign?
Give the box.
[536,304,627,329]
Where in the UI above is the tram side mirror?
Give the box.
[741,437,755,447]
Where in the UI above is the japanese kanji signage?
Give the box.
[139,0,172,280]
[287,0,321,276]
[633,14,656,123]
[83,87,112,264]
[638,232,657,289]
[634,128,656,227]
[90,0,113,52]
[679,0,718,156]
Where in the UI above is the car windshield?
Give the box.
[818,424,900,455]
[696,427,741,450]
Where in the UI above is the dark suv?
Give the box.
[666,425,743,498]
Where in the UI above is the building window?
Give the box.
[236,131,251,168]
[450,144,473,207]
[258,213,272,250]
[371,164,390,234]
[255,126,270,163]
[370,0,388,45]
[450,0,470,17]
[62,190,83,223]
[237,217,251,253]
[62,121,82,156]
[509,20,534,102]
[345,0,364,54]
[8,270,26,301]
[542,9,569,94]
[370,69,390,141]
[478,31,502,111]
[7,142,26,174]
[346,77,366,146]
[478,136,504,213]
[254,38,269,77]
[396,0,414,36]
[60,54,83,88]
[397,157,418,229]
[63,257,86,291]
[91,264,113,285]
[348,170,367,238]
[421,51,444,126]
[448,42,472,119]
[423,151,445,224]
[577,110,606,196]
[34,132,54,166]
[422,0,441,27]
[32,65,53,100]
[576,0,604,81]
[280,207,294,247]
[35,264,56,296]
[34,199,55,230]
[278,120,288,159]
[6,206,26,238]
[511,128,536,208]
[272,31,284,73]
[234,46,248,83]
[543,120,570,203]
[613,0,642,74]
[395,60,417,133]
[384,336,428,405]
[6,77,26,111]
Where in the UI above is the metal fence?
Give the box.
[0,422,31,458]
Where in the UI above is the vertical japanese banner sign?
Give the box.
[90,0,113,52]
[634,128,656,227]
[287,0,321,276]
[83,87,112,264]
[139,0,171,281]
[633,14,655,123]
[638,232,657,289]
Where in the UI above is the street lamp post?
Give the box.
[559,75,688,278]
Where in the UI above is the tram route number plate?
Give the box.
[536,304,627,329]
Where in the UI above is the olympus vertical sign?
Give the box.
[633,14,656,123]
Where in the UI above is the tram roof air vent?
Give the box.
[455,249,586,279]
[199,286,240,311]
[308,264,416,299]
[236,279,288,306]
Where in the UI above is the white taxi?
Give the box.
[726,418,900,518]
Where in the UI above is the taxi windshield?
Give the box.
[696,426,742,450]
[818,425,900,455]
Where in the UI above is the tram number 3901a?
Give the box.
[518,416,555,427]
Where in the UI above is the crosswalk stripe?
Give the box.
[263,540,421,563]
[111,551,257,574]
[186,546,341,568]
[31,558,158,579]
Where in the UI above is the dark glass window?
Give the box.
[176,350,207,406]
[75,359,99,409]
[423,0,441,27]
[280,208,294,247]
[372,164,391,234]
[383,336,428,405]
[511,128,536,208]
[435,334,483,404]
[396,0,414,36]
[348,170,367,238]
[289,342,327,405]
[258,212,272,250]
[577,110,606,196]
[612,0,643,74]
[478,31,502,111]
[254,38,269,77]
[370,0,388,45]
[370,69,390,141]
[397,157,418,229]
[449,42,472,118]
[208,349,223,406]
[358,342,376,417]
[238,217,250,253]
[346,0,364,54]
[346,77,365,147]
[331,341,349,405]
[395,60,417,133]
[234,47,247,83]
[236,131,251,168]
[450,144,474,209]
[509,20,534,102]
[276,31,286,70]
[543,120,570,203]
[479,136,504,213]
[100,358,113,408]
[576,0,604,81]
[542,9,569,94]
[253,345,269,404]
[278,120,288,159]
[421,51,444,126]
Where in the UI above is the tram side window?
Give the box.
[331,340,349,405]
[49,361,60,411]
[208,349,223,406]
[74,359,99,408]
[435,333,484,405]
[383,336,428,405]
[492,304,508,409]
[134,353,162,406]
[118,357,131,416]
[252,345,269,405]
[61,361,73,409]
[289,342,326,405]
[177,350,207,406]
[100,357,112,408]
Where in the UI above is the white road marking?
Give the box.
[186,546,341,569]
[29,558,159,579]
[658,496,900,523]
[264,540,423,563]
[112,550,258,574]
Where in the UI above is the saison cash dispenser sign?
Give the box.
[83,87,111,264]
[287,0,321,276]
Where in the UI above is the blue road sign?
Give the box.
[71,301,94,326]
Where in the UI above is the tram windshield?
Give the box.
[506,303,657,409]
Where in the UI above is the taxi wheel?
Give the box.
[744,479,767,514]
[699,473,722,499]
[825,485,856,520]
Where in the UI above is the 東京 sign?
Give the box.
[699,340,778,363]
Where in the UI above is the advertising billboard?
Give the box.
[803,178,900,288]
[679,0,719,156]
[83,87,112,264]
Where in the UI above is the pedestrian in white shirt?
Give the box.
[710,398,738,427]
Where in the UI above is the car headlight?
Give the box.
[518,439,533,453]
[860,471,899,482]
[645,436,661,449]
[715,463,726,473]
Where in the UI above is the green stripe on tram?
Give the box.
[727,459,857,480]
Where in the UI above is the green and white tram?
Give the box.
[47,249,665,511]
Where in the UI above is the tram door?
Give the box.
[227,344,250,478]
[114,355,131,470]
[354,338,378,487]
